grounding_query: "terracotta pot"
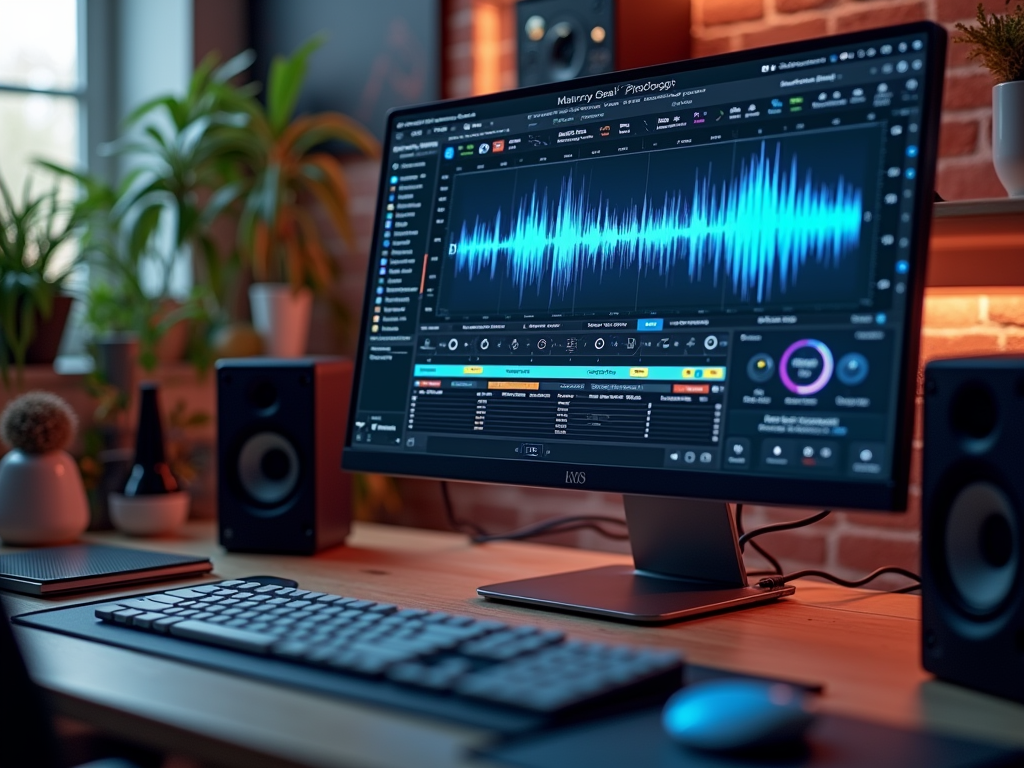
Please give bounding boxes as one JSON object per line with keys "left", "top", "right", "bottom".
{"left": 249, "top": 283, "right": 313, "bottom": 357}
{"left": 24, "top": 294, "right": 74, "bottom": 364}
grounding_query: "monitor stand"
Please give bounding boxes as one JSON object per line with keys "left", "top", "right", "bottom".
{"left": 477, "top": 495, "right": 795, "bottom": 623}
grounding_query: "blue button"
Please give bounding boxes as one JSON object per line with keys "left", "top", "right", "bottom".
{"left": 896, "top": 260, "right": 909, "bottom": 274}
{"left": 638, "top": 318, "right": 664, "bottom": 331}
{"left": 906, "top": 145, "right": 918, "bottom": 157}
{"left": 905, "top": 167, "right": 916, "bottom": 179}
{"left": 444, "top": 147, "right": 455, "bottom": 160}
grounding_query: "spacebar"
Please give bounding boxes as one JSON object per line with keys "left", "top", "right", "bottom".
{"left": 168, "top": 620, "right": 277, "bottom": 652}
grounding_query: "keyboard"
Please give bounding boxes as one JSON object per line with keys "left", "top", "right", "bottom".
{"left": 90, "top": 577, "right": 684, "bottom": 721}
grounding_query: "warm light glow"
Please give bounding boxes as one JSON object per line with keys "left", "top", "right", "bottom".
{"left": 590, "top": 25, "right": 606, "bottom": 44}
{"left": 473, "top": 1, "right": 503, "bottom": 95}
{"left": 525, "top": 14, "right": 545, "bottom": 42}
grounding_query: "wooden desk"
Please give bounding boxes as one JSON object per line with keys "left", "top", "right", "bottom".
{"left": 5, "top": 521, "right": 1024, "bottom": 768}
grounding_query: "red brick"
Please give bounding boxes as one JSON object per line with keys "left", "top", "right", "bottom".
{"left": 844, "top": 499, "right": 922, "bottom": 531}
{"left": 748, "top": 531, "right": 829, "bottom": 566}
{"left": 775, "top": 0, "right": 832, "bottom": 12}
{"left": 835, "top": 2, "right": 927, "bottom": 34}
{"left": 1001, "top": 333, "right": 1024, "bottom": 352}
{"left": 987, "top": 295, "right": 1024, "bottom": 326}
{"left": 943, "top": 72, "right": 997, "bottom": 110}
{"left": 692, "top": 36, "right": 735, "bottom": 58}
{"left": 938, "top": 119, "right": 980, "bottom": 157}
{"left": 938, "top": 0, "right": 1009, "bottom": 22}
{"left": 704, "top": 0, "right": 764, "bottom": 26}
{"left": 746, "top": 505, "right": 839, "bottom": 528}
{"left": 922, "top": 294, "right": 981, "bottom": 328}
{"left": 936, "top": 158, "right": 1008, "bottom": 200}
{"left": 740, "top": 19, "right": 829, "bottom": 49}
{"left": 837, "top": 532, "right": 919, "bottom": 573}
{"left": 919, "top": 332, "right": 1001, "bottom": 362}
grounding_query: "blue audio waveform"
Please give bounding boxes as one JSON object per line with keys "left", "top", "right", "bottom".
{"left": 449, "top": 142, "right": 863, "bottom": 305}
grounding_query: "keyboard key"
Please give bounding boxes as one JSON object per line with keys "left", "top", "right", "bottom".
{"left": 218, "top": 580, "right": 246, "bottom": 587}
{"left": 145, "top": 594, "right": 183, "bottom": 605}
{"left": 190, "top": 585, "right": 222, "bottom": 594}
{"left": 130, "top": 612, "right": 169, "bottom": 629}
{"left": 345, "top": 600, "right": 377, "bottom": 611}
{"left": 95, "top": 606, "right": 121, "bottom": 621}
{"left": 169, "top": 620, "right": 277, "bottom": 652}
{"left": 112, "top": 609, "right": 144, "bottom": 624}
{"left": 164, "top": 588, "right": 209, "bottom": 599}
{"left": 152, "top": 616, "right": 187, "bottom": 632}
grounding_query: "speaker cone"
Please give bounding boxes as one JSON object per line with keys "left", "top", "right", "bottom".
{"left": 944, "top": 481, "right": 1019, "bottom": 616}
{"left": 237, "top": 432, "right": 300, "bottom": 507}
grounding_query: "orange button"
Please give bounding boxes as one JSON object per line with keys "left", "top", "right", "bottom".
{"left": 488, "top": 381, "right": 540, "bottom": 390}
{"left": 673, "top": 384, "right": 710, "bottom": 394}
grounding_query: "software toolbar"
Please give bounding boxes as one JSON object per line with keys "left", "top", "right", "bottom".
{"left": 350, "top": 31, "right": 929, "bottom": 483}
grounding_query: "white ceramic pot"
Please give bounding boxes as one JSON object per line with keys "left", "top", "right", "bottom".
{"left": 0, "top": 450, "right": 89, "bottom": 545}
{"left": 109, "top": 491, "right": 190, "bottom": 536}
{"left": 993, "top": 81, "right": 1024, "bottom": 197}
{"left": 249, "top": 283, "right": 313, "bottom": 358}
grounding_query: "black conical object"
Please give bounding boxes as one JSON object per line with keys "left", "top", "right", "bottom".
{"left": 123, "top": 383, "right": 179, "bottom": 496}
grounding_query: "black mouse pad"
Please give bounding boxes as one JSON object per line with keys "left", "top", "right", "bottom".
{"left": 474, "top": 707, "right": 1022, "bottom": 768}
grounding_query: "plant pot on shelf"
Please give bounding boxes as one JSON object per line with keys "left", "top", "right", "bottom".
{"left": 0, "top": 449, "right": 90, "bottom": 545}
{"left": 994, "top": 81, "right": 1024, "bottom": 197}
{"left": 249, "top": 283, "right": 312, "bottom": 358}
{"left": 24, "top": 294, "right": 74, "bottom": 364}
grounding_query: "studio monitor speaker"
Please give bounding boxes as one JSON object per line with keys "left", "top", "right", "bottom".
{"left": 516, "top": 0, "right": 690, "bottom": 87}
{"left": 922, "top": 357, "right": 1024, "bottom": 702}
{"left": 217, "top": 358, "right": 353, "bottom": 554}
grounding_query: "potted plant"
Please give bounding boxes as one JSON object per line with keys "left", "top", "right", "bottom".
{"left": 955, "top": 1, "right": 1024, "bottom": 196}
{"left": 0, "top": 174, "right": 77, "bottom": 388}
{"left": 233, "top": 39, "right": 379, "bottom": 357}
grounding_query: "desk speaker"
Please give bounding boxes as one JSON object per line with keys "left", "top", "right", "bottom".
{"left": 516, "top": 0, "right": 690, "bottom": 87}
{"left": 922, "top": 357, "right": 1024, "bottom": 702}
{"left": 217, "top": 358, "right": 352, "bottom": 554}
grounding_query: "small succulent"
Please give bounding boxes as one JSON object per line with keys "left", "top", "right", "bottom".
{"left": 0, "top": 391, "right": 78, "bottom": 454}
{"left": 954, "top": 2, "right": 1024, "bottom": 84}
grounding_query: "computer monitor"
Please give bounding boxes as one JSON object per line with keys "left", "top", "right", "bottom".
{"left": 343, "top": 22, "right": 946, "bottom": 622}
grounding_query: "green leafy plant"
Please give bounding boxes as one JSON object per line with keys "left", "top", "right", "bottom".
{"left": 0, "top": 174, "right": 76, "bottom": 386}
{"left": 232, "top": 38, "right": 379, "bottom": 293}
{"left": 954, "top": 2, "right": 1024, "bottom": 83}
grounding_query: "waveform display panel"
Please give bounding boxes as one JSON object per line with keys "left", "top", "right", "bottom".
{"left": 438, "top": 128, "right": 881, "bottom": 316}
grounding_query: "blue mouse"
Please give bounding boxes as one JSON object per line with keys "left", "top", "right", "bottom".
{"left": 662, "top": 679, "right": 814, "bottom": 752}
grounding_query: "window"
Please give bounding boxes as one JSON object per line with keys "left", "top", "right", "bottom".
{"left": 0, "top": 0, "right": 82, "bottom": 198}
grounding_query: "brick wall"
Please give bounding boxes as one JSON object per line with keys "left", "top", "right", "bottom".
{"left": 690, "top": 0, "right": 1009, "bottom": 200}
{"left": 347, "top": 2, "right": 1020, "bottom": 589}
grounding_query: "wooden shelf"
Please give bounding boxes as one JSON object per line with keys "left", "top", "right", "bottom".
{"left": 927, "top": 198, "right": 1024, "bottom": 288}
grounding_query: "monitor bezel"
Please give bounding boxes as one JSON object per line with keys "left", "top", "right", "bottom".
{"left": 343, "top": 21, "right": 946, "bottom": 512}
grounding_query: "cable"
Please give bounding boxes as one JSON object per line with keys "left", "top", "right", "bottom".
{"left": 440, "top": 481, "right": 488, "bottom": 537}
{"left": 472, "top": 515, "right": 630, "bottom": 544}
{"left": 734, "top": 503, "right": 783, "bottom": 576}
{"left": 440, "top": 480, "right": 628, "bottom": 543}
{"left": 738, "top": 509, "right": 831, "bottom": 549}
{"left": 757, "top": 565, "right": 921, "bottom": 591}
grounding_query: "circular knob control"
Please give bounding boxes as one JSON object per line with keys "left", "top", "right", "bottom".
{"left": 746, "top": 353, "right": 775, "bottom": 383}
{"left": 836, "top": 352, "right": 869, "bottom": 386}
{"left": 779, "top": 339, "right": 834, "bottom": 395}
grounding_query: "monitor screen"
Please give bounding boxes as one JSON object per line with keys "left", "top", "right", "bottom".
{"left": 343, "top": 22, "right": 944, "bottom": 512}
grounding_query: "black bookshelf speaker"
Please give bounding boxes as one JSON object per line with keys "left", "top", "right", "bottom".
{"left": 922, "top": 357, "right": 1024, "bottom": 703}
{"left": 217, "top": 358, "right": 353, "bottom": 554}
{"left": 516, "top": 0, "right": 690, "bottom": 87}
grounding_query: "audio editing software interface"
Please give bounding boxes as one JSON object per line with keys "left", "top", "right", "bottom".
{"left": 350, "top": 32, "right": 930, "bottom": 482}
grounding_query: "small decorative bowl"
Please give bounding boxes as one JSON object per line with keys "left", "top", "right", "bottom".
{"left": 109, "top": 491, "right": 190, "bottom": 536}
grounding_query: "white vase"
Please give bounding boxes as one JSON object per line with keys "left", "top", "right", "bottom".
{"left": 109, "top": 491, "right": 190, "bottom": 536}
{"left": 993, "top": 81, "right": 1024, "bottom": 197}
{"left": 0, "top": 450, "right": 90, "bottom": 545}
{"left": 249, "top": 283, "right": 313, "bottom": 358}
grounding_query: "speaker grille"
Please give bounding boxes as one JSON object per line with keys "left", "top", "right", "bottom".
{"left": 236, "top": 431, "right": 301, "bottom": 511}
{"left": 944, "top": 481, "right": 1019, "bottom": 616}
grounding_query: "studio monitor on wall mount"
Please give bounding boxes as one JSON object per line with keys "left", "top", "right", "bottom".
{"left": 217, "top": 358, "right": 353, "bottom": 554}
{"left": 922, "top": 357, "right": 1024, "bottom": 703}
{"left": 516, "top": 0, "right": 690, "bottom": 87}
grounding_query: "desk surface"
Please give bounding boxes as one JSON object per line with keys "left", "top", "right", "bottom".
{"left": 5, "top": 521, "right": 1024, "bottom": 768}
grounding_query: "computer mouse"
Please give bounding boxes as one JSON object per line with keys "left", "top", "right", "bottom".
{"left": 662, "top": 679, "right": 814, "bottom": 752}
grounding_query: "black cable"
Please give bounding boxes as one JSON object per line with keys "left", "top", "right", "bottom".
{"left": 440, "top": 480, "right": 628, "bottom": 543}
{"left": 738, "top": 509, "right": 831, "bottom": 549}
{"left": 735, "top": 503, "right": 783, "bottom": 575}
{"left": 757, "top": 565, "right": 921, "bottom": 591}
{"left": 473, "top": 516, "right": 630, "bottom": 543}
{"left": 440, "top": 481, "right": 488, "bottom": 537}
{"left": 748, "top": 539, "right": 783, "bottom": 575}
